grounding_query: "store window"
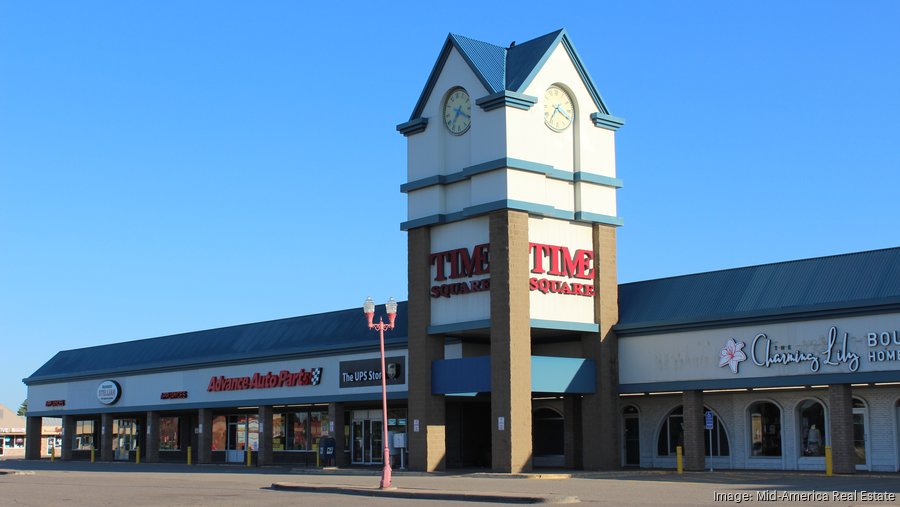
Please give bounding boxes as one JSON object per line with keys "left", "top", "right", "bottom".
{"left": 273, "top": 409, "right": 330, "bottom": 451}
{"left": 212, "top": 416, "right": 227, "bottom": 451}
{"left": 656, "top": 406, "right": 729, "bottom": 456}
{"left": 74, "top": 420, "right": 95, "bottom": 450}
{"left": 749, "top": 401, "right": 782, "bottom": 457}
{"left": 797, "top": 400, "right": 825, "bottom": 457}
{"left": 4, "top": 436, "right": 25, "bottom": 448}
{"left": 159, "top": 417, "right": 179, "bottom": 451}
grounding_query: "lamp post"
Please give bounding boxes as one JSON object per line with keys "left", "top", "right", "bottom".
{"left": 363, "top": 296, "right": 397, "bottom": 489}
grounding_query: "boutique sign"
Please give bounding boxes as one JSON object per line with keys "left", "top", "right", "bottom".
{"left": 718, "top": 325, "right": 900, "bottom": 375}
{"left": 429, "top": 242, "right": 594, "bottom": 298}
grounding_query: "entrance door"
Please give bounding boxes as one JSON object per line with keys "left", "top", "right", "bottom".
{"left": 351, "top": 419, "right": 383, "bottom": 464}
{"left": 113, "top": 418, "right": 137, "bottom": 461}
{"left": 853, "top": 407, "right": 870, "bottom": 471}
{"left": 623, "top": 406, "right": 640, "bottom": 467}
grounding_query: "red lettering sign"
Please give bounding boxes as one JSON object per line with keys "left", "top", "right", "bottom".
{"left": 45, "top": 400, "right": 66, "bottom": 407}
{"left": 207, "top": 368, "right": 323, "bottom": 392}
{"left": 160, "top": 391, "right": 189, "bottom": 400}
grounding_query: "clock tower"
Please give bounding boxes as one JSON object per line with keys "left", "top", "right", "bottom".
{"left": 398, "top": 29, "right": 624, "bottom": 473}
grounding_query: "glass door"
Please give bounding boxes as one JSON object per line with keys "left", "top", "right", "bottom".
{"left": 623, "top": 410, "right": 640, "bottom": 467}
{"left": 351, "top": 420, "right": 366, "bottom": 464}
{"left": 371, "top": 420, "right": 383, "bottom": 463}
{"left": 853, "top": 409, "right": 869, "bottom": 471}
{"left": 351, "top": 417, "right": 384, "bottom": 464}
{"left": 113, "top": 418, "right": 137, "bottom": 461}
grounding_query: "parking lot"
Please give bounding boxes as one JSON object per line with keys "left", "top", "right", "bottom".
{"left": 1, "top": 460, "right": 898, "bottom": 506}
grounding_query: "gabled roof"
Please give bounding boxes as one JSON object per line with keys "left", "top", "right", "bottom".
{"left": 617, "top": 247, "right": 900, "bottom": 333}
{"left": 25, "top": 302, "right": 408, "bottom": 384}
{"left": 408, "top": 29, "right": 612, "bottom": 120}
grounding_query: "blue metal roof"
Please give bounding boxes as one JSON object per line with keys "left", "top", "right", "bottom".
{"left": 25, "top": 248, "right": 900, "bottom": 383}
{"left": 617, "top": 247, "right": 900, "bottom": 333}
{"left": 408, "top": 29, "right": 613, "bottom": 120}
{"left": 25, "top": 302, "right": 408, "bottom": 384}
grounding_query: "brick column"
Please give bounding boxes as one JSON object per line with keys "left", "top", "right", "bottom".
{"left": 257, "top": 406, "right": 273, "bottom": 466}
{"left": 828, "top": 384, "right": 855, "bottom": 474}
{"left": 682, "top": 390, "right": 706, "bottom": 471}
{"left": 61, "top": 415, "right": 75, "bottom": 460}
{"left": 489, "top": 210, "right": 532, "bottom": 473}
{"left": 582, "top": 224, "right": 620, "bottom": 469}
{"left": 145, "top": 411, "right": 160, "bottom": 463}
{"left": 328, "top": 403, "right": 346, "bottom": 466}
{"left": 563, "top": 396, "right": 582, "bottom": 469}
{"left": 407, "top": 225, "right": 447, "bottom": 471}
{"left": 100, "top": 413, "right": 113, "bottom": 461}
{"left": 25, "top": 416, "right": 42, "bottom": 460}
{"left": 197, "top": 408, "right": 212, "bottom": 464}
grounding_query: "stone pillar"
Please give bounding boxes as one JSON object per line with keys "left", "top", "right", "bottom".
{"left": 197, "top": 408, "right": 212, "bottom": 464}
{"left": 563, "top": 396, "right": 582, "bottom": 469}
{"left": 489, "top": 210, "right": 532, "bottom": 473}
{"left": 25, "top": 416, "right": 42, "bottom": 460}
{"left": 407, "top": 225, "right": 447, "bottom": 471}
{"left": 828, "top": 384, "right": 855, "bottom": 474}
{"left": 61, "top": 415, "right": 75, "bottom": 460}
{"left": 328, "top": 403, "right": 347, "bottom": 466}
{"left": 257, "top": 406, "right": 273, "bottom": 466}
{"left": 100, "top": 413, "right": 113, "bottom": 461}
{"left": 581, "top": 224, "right": 620, "bottom": 469}
{"left": 145, "top": 411, "right": 159, "bottom": 463}
{"left": 682, "top": 390, "right": 706, "bottom": 471}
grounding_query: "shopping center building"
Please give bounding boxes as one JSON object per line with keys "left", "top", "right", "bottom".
{"left": 23, "top": 29, "right": 900, "bottom": 473}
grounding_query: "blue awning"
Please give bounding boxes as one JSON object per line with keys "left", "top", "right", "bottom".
{"left": 432, "top": 355, "right": 596, "bottom": 395}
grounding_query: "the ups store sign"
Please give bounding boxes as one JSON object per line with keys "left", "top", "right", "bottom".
{"left": 339, "top": 356, "right": 405, "bottom": 388}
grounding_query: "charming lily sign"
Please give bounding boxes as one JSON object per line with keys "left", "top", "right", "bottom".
{"left": 718, "top": 325, "right": 900, "bottom": 374}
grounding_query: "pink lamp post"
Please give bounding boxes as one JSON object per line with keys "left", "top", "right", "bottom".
{"left": 363, "top": 296, "right": 397, "bottom": 489}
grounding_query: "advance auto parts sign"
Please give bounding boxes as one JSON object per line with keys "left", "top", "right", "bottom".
{"left": 97, "top": 380, "right": 122, "bottom": 405}
{"left": 207, "top": 368, "right": 322, "bottom": 392}
{"left": 340, "top": 357, "right": 405, "bottom": 388}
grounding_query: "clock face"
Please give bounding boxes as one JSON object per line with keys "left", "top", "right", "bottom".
{"left": 544, "top": 85, "right": 575, "bottom": 132}
{"left": 443, "top": 88, "right": 471, "bottom": 135}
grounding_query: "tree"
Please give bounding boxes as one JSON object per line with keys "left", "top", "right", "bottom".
{"left": 17, "top": 399, "right": 27, "bottom": 416}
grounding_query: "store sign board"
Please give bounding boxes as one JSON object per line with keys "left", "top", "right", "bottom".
{"left": 339, "top": 357, "right": 406, "bottom": 388}
{"left": 97, "top": 380, "right": 121, "bottom": 405}
{"left": 619, "top": 314, "right": 900, "bottom": 385}
{"left": 207, "top": 368, "right": 322, "bottom": 392}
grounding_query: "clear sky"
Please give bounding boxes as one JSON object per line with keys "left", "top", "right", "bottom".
{"left": 1, "top": 1, "right": 898, "bottom": 412}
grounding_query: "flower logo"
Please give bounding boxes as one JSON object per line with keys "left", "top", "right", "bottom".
{"left": 719, "top": 338, "right": 747, "bottom": 374}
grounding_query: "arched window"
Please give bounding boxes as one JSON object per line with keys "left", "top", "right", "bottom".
{"left": 656, "top": 406, "right": 729, "bottom": 456}
{"left": 749, "top": 401, "right": 781, "bottom": 457}
{"left": 797, "top": 399, "right": 826, "bottom": 457}
{"left": 532, "top": 408, "right": 564, "bottom": 457}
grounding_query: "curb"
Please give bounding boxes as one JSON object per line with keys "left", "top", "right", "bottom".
{"left": 271, "top": 482, "right": 579, "bottom": 504}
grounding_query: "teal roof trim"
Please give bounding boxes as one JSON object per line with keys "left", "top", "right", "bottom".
{"left": 408, "top": 34, "right": 505, "bottom": 120}
{"left": 406, "top": 29, "right": 618, "bottom": 121}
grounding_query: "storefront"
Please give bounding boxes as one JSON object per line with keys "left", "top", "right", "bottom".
{"left": 21, "top": 29, "right": 900, "bottom": 474}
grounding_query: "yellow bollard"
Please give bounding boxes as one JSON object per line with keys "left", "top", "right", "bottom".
{"left": 91, "top": 447, "right": 95, "bottom": 464}
{"left": 825, "top": 445, "right": 833, "bottom": 476}
{"left": 313, "top": 443, "right": 320, "bottom": 467}
{"left": 676, "top": 445, "right": 683, "bottom": 474}
{"left": 136, "top": 446, "right": 141, "bottom": 465}
{"left": 187, "top": 446, "right": 192, "bottom": 465}
{"left": 246, "top": 448, "right": 251, "bottom": 467}
{"left": 50, "top": 445, "right": 55, "bottom": 463}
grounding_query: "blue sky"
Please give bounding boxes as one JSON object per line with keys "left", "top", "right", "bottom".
{"left": 1, "top": 1, "right": 898, "bottom": 411}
